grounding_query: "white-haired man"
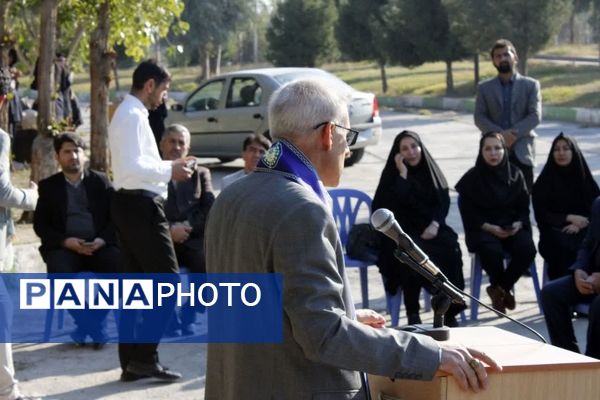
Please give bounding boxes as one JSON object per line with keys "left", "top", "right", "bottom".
{"left": 204, "top": 79, "right": 501, "bottom": 399}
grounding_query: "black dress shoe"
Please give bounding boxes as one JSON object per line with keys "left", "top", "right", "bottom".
{"left": 69, "top": 329, "right": 87, "bottom": 347}
{"left": 126, "top": 361, "right": 182, "bottom": 381}
{"left": 120, "top": 370, "right": 149, "bottom": 382}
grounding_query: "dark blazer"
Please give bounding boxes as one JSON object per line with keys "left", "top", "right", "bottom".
{"left": 474, "top": 73, "right": 541, "bottom": 167}
{"left": 164, "top": 166, "right": 215, "bottom": 246}
{"left": 34, "top": 169, "right": 115, "bottom": 259}
{"left": 572, "top": 197, "right": 600, "bottom": 274}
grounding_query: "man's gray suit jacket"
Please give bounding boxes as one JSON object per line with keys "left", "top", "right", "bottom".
{"left": 474, "top": 73, "right": 542, "bottom": 167}
{"left": 204, "top": 172, "right": 441, "bottom": 400}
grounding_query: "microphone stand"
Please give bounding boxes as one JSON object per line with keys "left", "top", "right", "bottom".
{"left": 393, "top": 249, "right": 466, "bottom": 341}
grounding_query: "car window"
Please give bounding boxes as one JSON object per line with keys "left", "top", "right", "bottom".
{"left": 227, "top": 78, "right": 262, "bottom": 108}
{"left": 186, "top": 80, "right": 224, "bottom": 112}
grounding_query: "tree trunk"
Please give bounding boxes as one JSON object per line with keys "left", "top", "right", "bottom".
{"left": 519, "top": 54, "right": 528, "bottom": 76}
{"left": 0, "top": 0, "right": 14, "bottom": 133}
{"left": 569, "top": 9, "right": 576, "bottom": 44}
{"left": 30, "top": 0, "right": 59, "bottom": 184}
{"left": 445, "top": 59, "right": 455, "bottom": 96}
{"left": 253, "top": 22, "right": 259, "bottom": 63}
{"left": 66, "top": 24, "right": 85, "bottom": 63}
{"left": 473, "top": 53, "right": 480, "bottom": 93}
{"left": 199, "top": 47, "right": 209, "bottom": 81}
{"left": 204, "top": 48, "right": 210, "bottom": 80}
{"left": 89, "top": 0, "right": 111, "bottom": 172}
{"left": 378, "top": 60, "right": 387, "bottom": 94}
{"left": 215, "top": 44, "right": 221, "bottom": 75}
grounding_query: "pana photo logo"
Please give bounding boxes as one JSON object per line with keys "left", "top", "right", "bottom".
{"left": 19, "top": 278, "right": 262, "bottom": 310}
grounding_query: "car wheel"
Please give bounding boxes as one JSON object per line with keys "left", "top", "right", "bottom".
{"left": 218, "top": 157, "right": 237, "bottom": 163}
{"left": 344, "top": 148, "right": 364, "bottom": 167}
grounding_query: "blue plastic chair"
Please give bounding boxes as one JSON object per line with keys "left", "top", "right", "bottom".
{"left": 469, "top": 253, "right": 543, "bottom": 320}
{"left": 329, "top": 189, "right": 375, "bottom": 309}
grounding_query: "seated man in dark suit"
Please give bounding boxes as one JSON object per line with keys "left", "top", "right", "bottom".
{"left": 160, "top": 124, "right": 215, "bottom": 335}
{"left": 33, "top": 133, "right": 119, "bottom": 348}
{"left": 542, "top": 196, "right": 600, "bottom": 359}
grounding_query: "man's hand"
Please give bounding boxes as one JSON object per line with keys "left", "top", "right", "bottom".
{"left": 566, "top": 214, "right": 589, "bottom": 229}
{"left": 574, "top": 269, "right": 594, "bottom": 295}
{"left": 501, "top": 129, "right": 517, "bottom": 148}
{"left": 170, "top": 223, "right": 192, "bottom": 244}
{"left": 586, "top": 272, "right": 600, "bottom": 294}
{"left": 438, "top": 343, "right": 502, "bottom": 393}
{"left": 355, "top": 309, "right": 385, "bottom": 328}
{"left": 171, "top": 157, "right": 195, "bottom": 182}
{"left": 562, "top": 223, "right": 581, "bottom": 234}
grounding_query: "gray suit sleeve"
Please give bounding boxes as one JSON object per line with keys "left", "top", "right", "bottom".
{"left": 272, "top": 201, "right": 441, "bottom": 380}
{"left": 474, "top": 82, "right": 502, "bottom": 133}
{"left": 0, "top": 170, "right": 37, "bottom": 210}
{"left": 512, "top": 79, "right": 541, "bottom": 137}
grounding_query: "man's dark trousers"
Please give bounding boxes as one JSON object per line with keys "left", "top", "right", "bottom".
{"left": 111, "top": 190, "right": 179, "bottom": 371}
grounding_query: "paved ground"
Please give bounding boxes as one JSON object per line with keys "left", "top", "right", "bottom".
{"left": 13, "top": 108, "right": 597, "bottom": 399}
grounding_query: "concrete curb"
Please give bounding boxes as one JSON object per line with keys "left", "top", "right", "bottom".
{"left": 379, "top": 95, "right": 600, "bottom": 126}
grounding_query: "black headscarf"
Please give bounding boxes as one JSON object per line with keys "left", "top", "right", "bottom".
{"left": 533, "top": 132, "right": 599, "bottom": 225}
{"left": 456, "top": 131, "right": 525, "bottom": 209}
{"left": 373, "top": 130, "right": 449, "bottom": 234}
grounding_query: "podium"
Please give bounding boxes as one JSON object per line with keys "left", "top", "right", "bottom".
{"left": 369, "top": 327, "right": 600, "bottom": 400}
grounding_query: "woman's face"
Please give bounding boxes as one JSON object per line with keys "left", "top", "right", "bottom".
{"left": 399, "top": 136, "right": 422, "bottom": 167}
{"left": 552, "top": 139, "right": 573, "bottom": 167}
{"left": 481, "top": 136, "right": 505, "bottom": 167}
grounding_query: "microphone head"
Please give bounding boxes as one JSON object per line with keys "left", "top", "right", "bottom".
{"left": 371, "top": 208, "right": 395, "bottom": 233}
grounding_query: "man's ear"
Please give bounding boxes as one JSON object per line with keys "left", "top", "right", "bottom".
{"left": 319, "top": 122, "right": 334, "bottom": 151}
{"left": 144, "top": 79, "right": 155, "bottom": 94}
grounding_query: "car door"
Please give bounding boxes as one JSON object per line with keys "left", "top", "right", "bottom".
{"left": 179, "top": 79, "right": 226, "bottom": 157}
{"left": 219, "top": 76, "right": 268, "bottom": 143}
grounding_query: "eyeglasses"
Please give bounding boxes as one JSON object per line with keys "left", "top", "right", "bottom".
{"left": 313, "top": 122, "right": 359, "bottom": 147}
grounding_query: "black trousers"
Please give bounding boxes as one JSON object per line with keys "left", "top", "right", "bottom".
{"left": 45, "top": 246, "right": 120, "bottom": 339}
{"left": 542, "top": 275, "right": 600, "bottom": 359}
{"left": 475, "top": 230, "right": 536, "bottom": 291}
{"left": 111, "top": 191, "right": 179, "bottom": 370}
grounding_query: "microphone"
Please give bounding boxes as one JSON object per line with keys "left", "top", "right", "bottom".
{"left": 371, "top": 208, "right": 443, "bottom": 278}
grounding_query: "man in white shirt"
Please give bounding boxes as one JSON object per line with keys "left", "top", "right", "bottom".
{"left": 221, "top": 134, "right": 271, "bottom": 189}
{"left": 108, "top": 59, "right": 193, "bottom": 383}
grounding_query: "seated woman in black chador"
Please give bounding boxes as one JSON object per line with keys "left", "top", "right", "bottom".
{"left": 456, "top": 131, "right": 536, "bottom": 314}
{"left": 533, "top": 133, "right": 599, "bottom": 281}
{"left": 373, "top": 130, "right": 465, "bottom": 326}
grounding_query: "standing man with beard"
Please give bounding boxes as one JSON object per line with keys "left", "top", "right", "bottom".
{"left": 474, "top": 39, "right": 542, "bottom": 191}
{"left": 109, "top": 59, "right": 194, "bottom": 382}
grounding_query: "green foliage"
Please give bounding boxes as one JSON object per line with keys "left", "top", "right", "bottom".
{"left": 336, "top": 0, "right": 389, "bottom": 63}
{"left": 503, "top": 0, "right": 571, "bottom": 57}
{"left": 175, "top": 0, "right": 250, "bottom": 63}
{"left": 383, "top": 0, "right": 468, "bottom": 66}
{"left": 266, "top": 0, "right": 338, "bottom": 67}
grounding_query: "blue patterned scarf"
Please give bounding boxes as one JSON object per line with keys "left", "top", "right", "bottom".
{"left": 255, "top": 139, "right": 327, "bottom": 204}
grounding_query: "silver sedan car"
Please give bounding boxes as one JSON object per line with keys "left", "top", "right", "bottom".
{"left": 166, "top": 67, "right": 382, "bottom": 166}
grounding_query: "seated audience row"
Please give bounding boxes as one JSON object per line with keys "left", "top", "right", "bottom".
{"left": 374, "top": 130, "right": 598, "bottom": 322}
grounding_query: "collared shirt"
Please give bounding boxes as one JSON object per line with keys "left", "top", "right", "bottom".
{"left": 64, "top": 172, "right": 84, "bottom": 188}
{"left": 499, "top": 75, "right": 515, "bottom": 129}
{"left": 108, "top": 94, "right": 172, "bottom": 197}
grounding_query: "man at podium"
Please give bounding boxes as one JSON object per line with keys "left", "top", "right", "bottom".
{"left": 204, "top": 79, "right": 501, "bottom": 399}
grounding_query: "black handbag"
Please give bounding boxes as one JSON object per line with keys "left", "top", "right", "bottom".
{"left": 346, "top": 223, "right": 380, "bottom": 263}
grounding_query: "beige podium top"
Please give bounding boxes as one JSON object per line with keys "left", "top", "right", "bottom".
{"left": 441, "top": 326, "right": 600, "bottom": 374}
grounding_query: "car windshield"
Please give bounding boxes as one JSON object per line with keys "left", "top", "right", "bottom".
{"left": 273, "top": 71, "right": 353, "bottom": 96}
